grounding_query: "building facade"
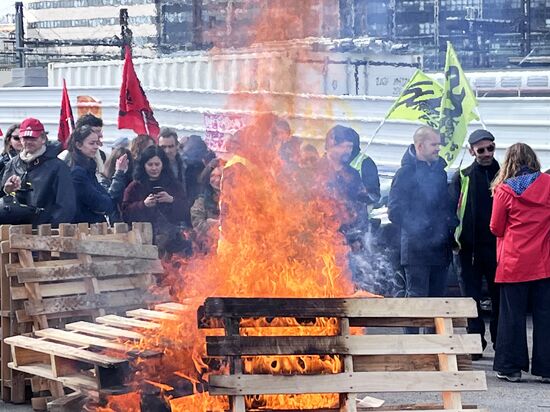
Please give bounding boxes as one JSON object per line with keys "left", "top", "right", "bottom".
{"left": 361, "top": 0, "right": 550, "bottom": 69}
{"left": 14, "top": 0, "right": 550, "bottom": 69}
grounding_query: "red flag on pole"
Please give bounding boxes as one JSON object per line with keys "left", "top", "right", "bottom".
{"left": 118, "top": 46, "right": 159, "bottom": 141}
{"left": 58, "top": 79, "right": 75, "bottom": 149}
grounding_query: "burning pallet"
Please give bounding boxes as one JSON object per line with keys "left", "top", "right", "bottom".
{"left": 0, "top": 222, "right": 166, "bottom": 407}
{"left": 2, "top": 302, "right": 186, "bottom": 407}
{"left": 201, "top": 297, "right": 488, "bottom": 412}
{"left": 3, "top": 297, "right": 488, "bottom": 412}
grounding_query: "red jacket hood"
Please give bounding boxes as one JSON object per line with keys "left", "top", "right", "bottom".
{"left": 499, "top": 173, "right": 550, "bottom": 208}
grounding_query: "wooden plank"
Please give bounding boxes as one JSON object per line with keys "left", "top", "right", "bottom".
{"left": 339, "top": 318, "right": 356, "bottom": 412}
{"left": 9, "top": 258, "right": 162, "bottom": 283}
{"left": 203, "top": 298, "right": 478, "bottom": 319}
{"left": 31, "top": 395, "right": 54, "bottom": 410}
{"left": 132, "top": 222, "right": 153, "bottom": 245}
{"left": 350, "top": 317, "right": 467, "bottom": 328}
{"left": 206, "top": 334, "right": 482, "bottom": 356}
{"left": 47, "top": 391, "right": 87, "bottom": 412}
{"left": 6, "top": 259, "right": 82, "bottom": 273}
{"left": 208, "top": 371, "right": 487, "bottom": 396}
{"left": 7, "top": 362, "right": 97, "bottom": 390}
{"left": 353, "top": 354, "right": 473, "bottom": 372}
{"left": 65, "top": 321, "right": 143, "bottom": 340}
{"left": 95, "top": 314, "right": 160, "bottom": 330}
{"left": 435, "top": 318, "right": 463, "bottom": 409}
{"left": 11, "top": 276, "right": 152, "bottom": 300}
{"left": 126, "top": 308, "right": 179, "bottom": 321}
{"left": 4, "top": 335, "right": 126, "bottom": 367}
{"left": 225, "top": 317, "right": 246, "bottom": 412}
{"left": 23, "top": 289, "right": 165, "bottom": 316}
{"left": 17, "top": 226, "right": 49, "bottom": 330}
{"left": 155, "top": 302, "right": 190, "bottom": 313}
{"left": 9, "top": 234, "right": 159, "bottom": 259}
{"left": 34, "top": 328, "right": 127, "bottom": 351}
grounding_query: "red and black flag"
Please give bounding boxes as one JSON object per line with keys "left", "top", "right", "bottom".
{"left": 57, "top": 79, "right": 75, "bottom": 149}
{"left": 118, "top": 46, "right": 159, "bottom": 141}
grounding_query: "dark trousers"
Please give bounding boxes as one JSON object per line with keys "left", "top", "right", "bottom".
{"left": 458, "top": 248, "right": 499, "bottom": 350}
{"left": 404, "top": 264, "right": 449, "bottom": 334}
{"left": 404, "top": 264, "right": 449, "bottom": 298}
{"left": 493, "top": 278, "right": 550, "bottom": 377}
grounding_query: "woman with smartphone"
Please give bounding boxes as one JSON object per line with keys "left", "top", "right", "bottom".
{"left": 122, "top": 146, "right": 188, "bottom": 255}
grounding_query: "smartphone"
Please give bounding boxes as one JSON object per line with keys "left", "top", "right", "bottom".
{"left": 152, "top": 186, "right": 164, "bottom": 195}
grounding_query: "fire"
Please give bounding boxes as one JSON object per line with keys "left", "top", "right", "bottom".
{"left": 98, "top": 2, "right": 379, "bottom": 411}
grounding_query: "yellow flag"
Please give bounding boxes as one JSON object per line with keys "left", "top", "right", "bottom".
{"left": 350, "top": 69, "right": 443, "bottom": 174}
{"left": 438, "top": 42, "right": 479, "bottom": 166}
{"left": 386, "top": 69, "right": 443, "bottom": 128}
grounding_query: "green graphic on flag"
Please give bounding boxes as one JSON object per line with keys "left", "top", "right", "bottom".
{"left": 438, "top": 42, "right": 479, "bottom": 166}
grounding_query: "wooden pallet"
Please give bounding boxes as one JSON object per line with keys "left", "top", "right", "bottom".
{"left": 201, "top": 297, "right": 488, "bottom": 412}
{"left": 3, "top": 302, "right": 187, "bottom": 404}
{"left": 0, "top": 222, "right": 165, "bottom": 407}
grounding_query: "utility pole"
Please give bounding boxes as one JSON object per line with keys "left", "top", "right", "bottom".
{"left": 521, "top": 0, "right": 531, "bottom": 56}
{"left": 388, "top": 0, "right": 396, "bottom": 41}
{"left": 120, "top": 8, "right": 132, "bottom": 58}
{"left": 434, "top": 0, "right": 440, "bottom": 69}
{"left": 192, "top": 0, "right": 203, "bottom": 48}
{"left": 15, "top": 2, "right": 25, "bottom": 68}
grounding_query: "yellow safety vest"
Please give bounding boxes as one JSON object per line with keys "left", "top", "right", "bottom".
{"left": 454, "top": 169, "right": 470, "bottom": 249}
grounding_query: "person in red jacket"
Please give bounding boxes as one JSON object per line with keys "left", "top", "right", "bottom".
{"left": 490, "top": 143, "right": 550, "bottom": 383}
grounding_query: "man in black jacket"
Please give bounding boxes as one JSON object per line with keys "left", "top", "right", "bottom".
{"left": 388, "top": 126, "right": 457, "bottom": 300}
{"left": 450, "top": 129, "right": 500, "bottom": 356}
{"left": 1, "top": 118, "right": 76, "bottom": 226}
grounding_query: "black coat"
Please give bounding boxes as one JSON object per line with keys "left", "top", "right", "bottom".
{"left": 1, "top": 144, "right": 76, "bottom": 226}
{"left": 449, "top": 159, "right": 500, "bottom": 253}
{"left": 388, "top": 145, "right": 457, "bottom": 265}
{"left": 70, "top": 152, "right": 114, "bottom": 224}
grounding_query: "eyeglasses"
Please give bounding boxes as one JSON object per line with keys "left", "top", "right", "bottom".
{"left": 11, "top": 135, "right": 20, "bottom": 141}
{"left": 475, "top": 144, "right": 495, "bottom": 155}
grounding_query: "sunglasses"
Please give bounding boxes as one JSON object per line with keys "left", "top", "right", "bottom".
{"left": 475, "top": 144, "right": 495, "bottom": 155}
{"left": 11, "top": 135, "right": 20, "bottom": 141}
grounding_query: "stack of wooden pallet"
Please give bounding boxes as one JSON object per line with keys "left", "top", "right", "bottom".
{"left": 3, "top": 297, "right": 488, "bottom": 412}
{"left": 3, "top": 302, "right": 188, "bottom": 410}
{"left": 0, "top": 222, "right": 166, "bottom": 409}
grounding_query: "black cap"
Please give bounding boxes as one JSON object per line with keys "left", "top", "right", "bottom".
{"left": 468, "top": 129, "right": 495, "bottom": 145}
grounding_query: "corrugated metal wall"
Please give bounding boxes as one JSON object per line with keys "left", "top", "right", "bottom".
{"left": 48, "top": 50, "right": 419, "bottom": 97}
{"left": 1, "top": 86, "right": 548, "bottom": 171}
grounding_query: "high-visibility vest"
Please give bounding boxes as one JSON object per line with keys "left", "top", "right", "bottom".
{"left": 454, "top": 169, "right": 470, "bottom": 249}
{"left": 224, "top": 154, "right": 252, "bottom": 170}
{"left": 349, "top": 152, "right": 370, "bottom": 179}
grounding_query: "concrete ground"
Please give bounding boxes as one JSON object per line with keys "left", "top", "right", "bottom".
{"left": 1, "top": 317, "right": 548, "bottom": 411}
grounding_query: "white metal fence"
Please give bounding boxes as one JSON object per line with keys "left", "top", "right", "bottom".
{"left": 1, "top": 86, "right": 549, "bottom": 171}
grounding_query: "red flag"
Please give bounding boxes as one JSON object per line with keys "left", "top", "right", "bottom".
{"left": 118, "top": 46, "right": 159, "bottom": 141}
{"left": 0, "top": 128, "right": 3, "bottom": 137}
{"left": 57, "top": 79, "right": 75, "bottom": 149}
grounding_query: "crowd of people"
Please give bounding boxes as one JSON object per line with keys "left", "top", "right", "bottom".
{"left": 1, "top": 113, "right": 549, "bottom": 384}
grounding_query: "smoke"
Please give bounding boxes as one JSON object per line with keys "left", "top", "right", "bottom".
{"left": 349, "top": 231, "right": 405, "bottom": 297}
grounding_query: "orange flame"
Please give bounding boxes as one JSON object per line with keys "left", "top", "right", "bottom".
{"left": 99, "top": 2, "right": 379, "bottom": 411}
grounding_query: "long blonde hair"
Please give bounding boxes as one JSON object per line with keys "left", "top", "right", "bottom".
{"left": 491, "top": 143, "right": 541, "bottom": 195}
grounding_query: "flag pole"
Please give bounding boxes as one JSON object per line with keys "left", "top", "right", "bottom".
{"left": 364, "top": 117, "right": 387, "bottom": 151}
{"left": 142, "top": 111, "right": 150, "bottom": 136}
{"left": 475, "top": 107, "right": 487, "bottom": 130}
